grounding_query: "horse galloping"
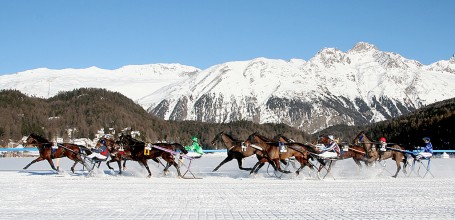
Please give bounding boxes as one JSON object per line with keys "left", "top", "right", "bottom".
{"left": 23, "top": 133, "right": 91, "bottom": 173}
{"left": 211, "top": 132, "right": 255, "bottom": 172}
{"left": 353, "top": 131, "right": 408, "bottom": 178}
{"left": 118, "top": 134, "right": 187, "bottom": 177}
{"left": 273, "top": 134, "right": 319, "bottom": 175}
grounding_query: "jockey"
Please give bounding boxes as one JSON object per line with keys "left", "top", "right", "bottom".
{"left": 416, "top": 137, "right": 433, "bottom": 160}
{"left": 87, "top": 139, "right": 109, "bottom": 161}
{"left": 318, "top": 135, "right": 341, "bottom": 158}
{"left": 378, "top": 137, "right": 387, "bottom": 160}
{"left": 184, "top": 136, "right": 204, "bottom": 158}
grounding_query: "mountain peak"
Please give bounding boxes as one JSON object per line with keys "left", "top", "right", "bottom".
{"left": 350, "top": 42, "right": 378, "bottom": 53}
{"left": 450, "top": 54, "right": 455, "bottom": 63}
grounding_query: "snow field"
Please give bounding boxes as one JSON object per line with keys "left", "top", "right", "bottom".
{"left": 0, "top": 154, "right": 454, "bottom": 219}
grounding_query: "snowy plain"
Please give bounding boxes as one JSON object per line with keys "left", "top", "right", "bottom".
{"left": 0, "top": 153, "right": 454, "bottom": 219}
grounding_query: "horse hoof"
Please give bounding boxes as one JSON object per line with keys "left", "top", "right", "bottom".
{"left": 71, "top": 168, "right": 75, "bottom": 173}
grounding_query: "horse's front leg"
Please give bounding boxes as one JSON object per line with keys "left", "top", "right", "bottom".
{"left": 23, "top": 157, "right": 44, "bottom": 170}
{"left": 141, "top": 159, "right": 152, "bottom": 178}
{"left": 213, "top": 156, "right": 233, "bottom": 172}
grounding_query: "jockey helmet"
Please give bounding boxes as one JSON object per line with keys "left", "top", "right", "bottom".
{"left": 100, "top": 139, "right": 106, "bottom": 145}
{"left": 192, "top": 136, "right": 198, "bottom": 141}
{"left": 379, "top": 137, "right": 386, "bottom": 142}
{"left": 328, "top": 135, "right": 334, "bottom": 141}
{"left": 422, "top": 137, "right": 430, "bottom": 141}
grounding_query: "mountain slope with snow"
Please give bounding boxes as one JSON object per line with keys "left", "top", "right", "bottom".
{"left": 145, "top": 43, "right": 455, "bottom": 133}
{"left": 0, "top": 64, "right": 200, "bottom": 107}
{"left": 1, "top": 42, "right": 454, "bottom": 133}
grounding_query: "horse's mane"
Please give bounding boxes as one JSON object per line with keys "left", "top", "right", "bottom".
{"left": 221, "top": 132, "right": 240, "bottom": 142}
{"left": 273, "top": 134, "right": 293, "bottom": 143}
{"left": 30, "top": 133, "right": 51, "bottom": 143}
{"left": 248, "top": 132, "right": 273, "bottom": 143}
{"left": 124, "top": 134, "right": 144, "bottom": 145}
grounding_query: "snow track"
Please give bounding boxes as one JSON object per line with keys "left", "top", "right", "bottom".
{"left": 1, "top": 155, "right": 454, "bottom": 219}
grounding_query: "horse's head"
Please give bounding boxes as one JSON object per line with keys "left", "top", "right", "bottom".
{"left": 172, "top": 143, "right": 188, "bottom": 154}
{"left": 211, "top": 132, "right": 224, "bottom": 146}
{"left": 24, "top": 133, "right": 50, "bottom": 147}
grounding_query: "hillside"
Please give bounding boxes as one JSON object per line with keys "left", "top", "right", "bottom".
{"left": 319, "top": 97, "right": 455, "bottom": 150}
{"left": 0, "top": 89, "right": 309, "bottom": 148}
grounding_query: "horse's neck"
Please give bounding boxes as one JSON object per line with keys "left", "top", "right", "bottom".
{"left": 221, "top": 135, "right": 236, "bottom": 146}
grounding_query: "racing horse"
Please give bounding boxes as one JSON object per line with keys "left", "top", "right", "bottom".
{"left": 22, "top": 133, "right": 91, "bottom": 173}
{"left": 353, "top": 131, "right": 408, "bottom": 178}
{"left": 211, "top": 132, "right": 255, "bottom": 172}
{"left": 118, "top": 134, "right": 187, "bottom": 177}
{"left": 243, "top": 132, "right": 312, "bottom": 175}
{"left": 272, "top": 134, "right": 323, "bottom": 175}
{"left": 93, "top": 137, "right": 124, "bottom": 174}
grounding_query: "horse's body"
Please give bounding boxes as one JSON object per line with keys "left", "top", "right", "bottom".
{"left": 23, "top": 133, "right": 90, "bottom": 173}
{"left": 118, "top": 134, "right": 187, "bottom": 177}
{"left": 244, "top": 132, "right": 313, "bottom": 175}
{"left": 211, "top": 132, "right": 255, "bottom": 172}
{"left": 273, "top": 134, "right": 318, "bottom": 175}
{"left": 353, "top": 131, "right": 407, "bottom": 178}
{"left": 338, "top": 144, "right": 369, "bottom": 168}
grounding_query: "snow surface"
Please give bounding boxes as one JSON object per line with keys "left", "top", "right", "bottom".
{"left": 1, "top": 154, "right": 454, "bottom": 219}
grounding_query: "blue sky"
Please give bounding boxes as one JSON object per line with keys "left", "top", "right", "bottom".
{"left": 0, "top": 0, "right": 454, "bottom": 75}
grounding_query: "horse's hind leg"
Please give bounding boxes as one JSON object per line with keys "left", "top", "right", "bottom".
{"left": 212, "top": 156, "right": 233, "bottom": 172}
{"left": 71, "top": 161, "right": 78, "bottom": 173}
{"left": 393, "top": 159, "right": 402, "bottom": 178}
{"left": 46, "top": 158, "right": 58, "bottom": 171}
{"left": 23, "top": 157, "right": 44, "bottom": 170}
{"left": 236, "top": 157, "right": 253, "bottom": 171}
{"left": 170, "top": 161, "right": 182, "bottom": 177}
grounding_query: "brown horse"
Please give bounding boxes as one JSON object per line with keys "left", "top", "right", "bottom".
{"left": 211, "top": 132, "right": 256, "bottom": 172}
{"left": 353, "top": 131, "right": 407, "bottom": 178}
{"left": 23, "top": 133, "right": 91, "bottom": 173}
{"left": 244, "top": 132, "right": 308, "bottom": 175}
{"left": 338, "top": 143, "right": 370, "bottom": 168}
{"left": 93, "top": 137, "right": 124, "bottom": 174}
{"left": 273, "top": 134, "right": 320, "bottom": 175}
{"left": 118, "top": 134, "right": 187, "bottom": 177}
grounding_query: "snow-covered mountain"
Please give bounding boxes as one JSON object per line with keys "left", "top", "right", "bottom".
{"left": 144, "top": 42, "right": 455, "bottom": 133}
{"left": 1, "top": 42, "right": 454, "bottom": 133}
{"left": 0, "top": 64, "right": 200, "bottom": 103}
